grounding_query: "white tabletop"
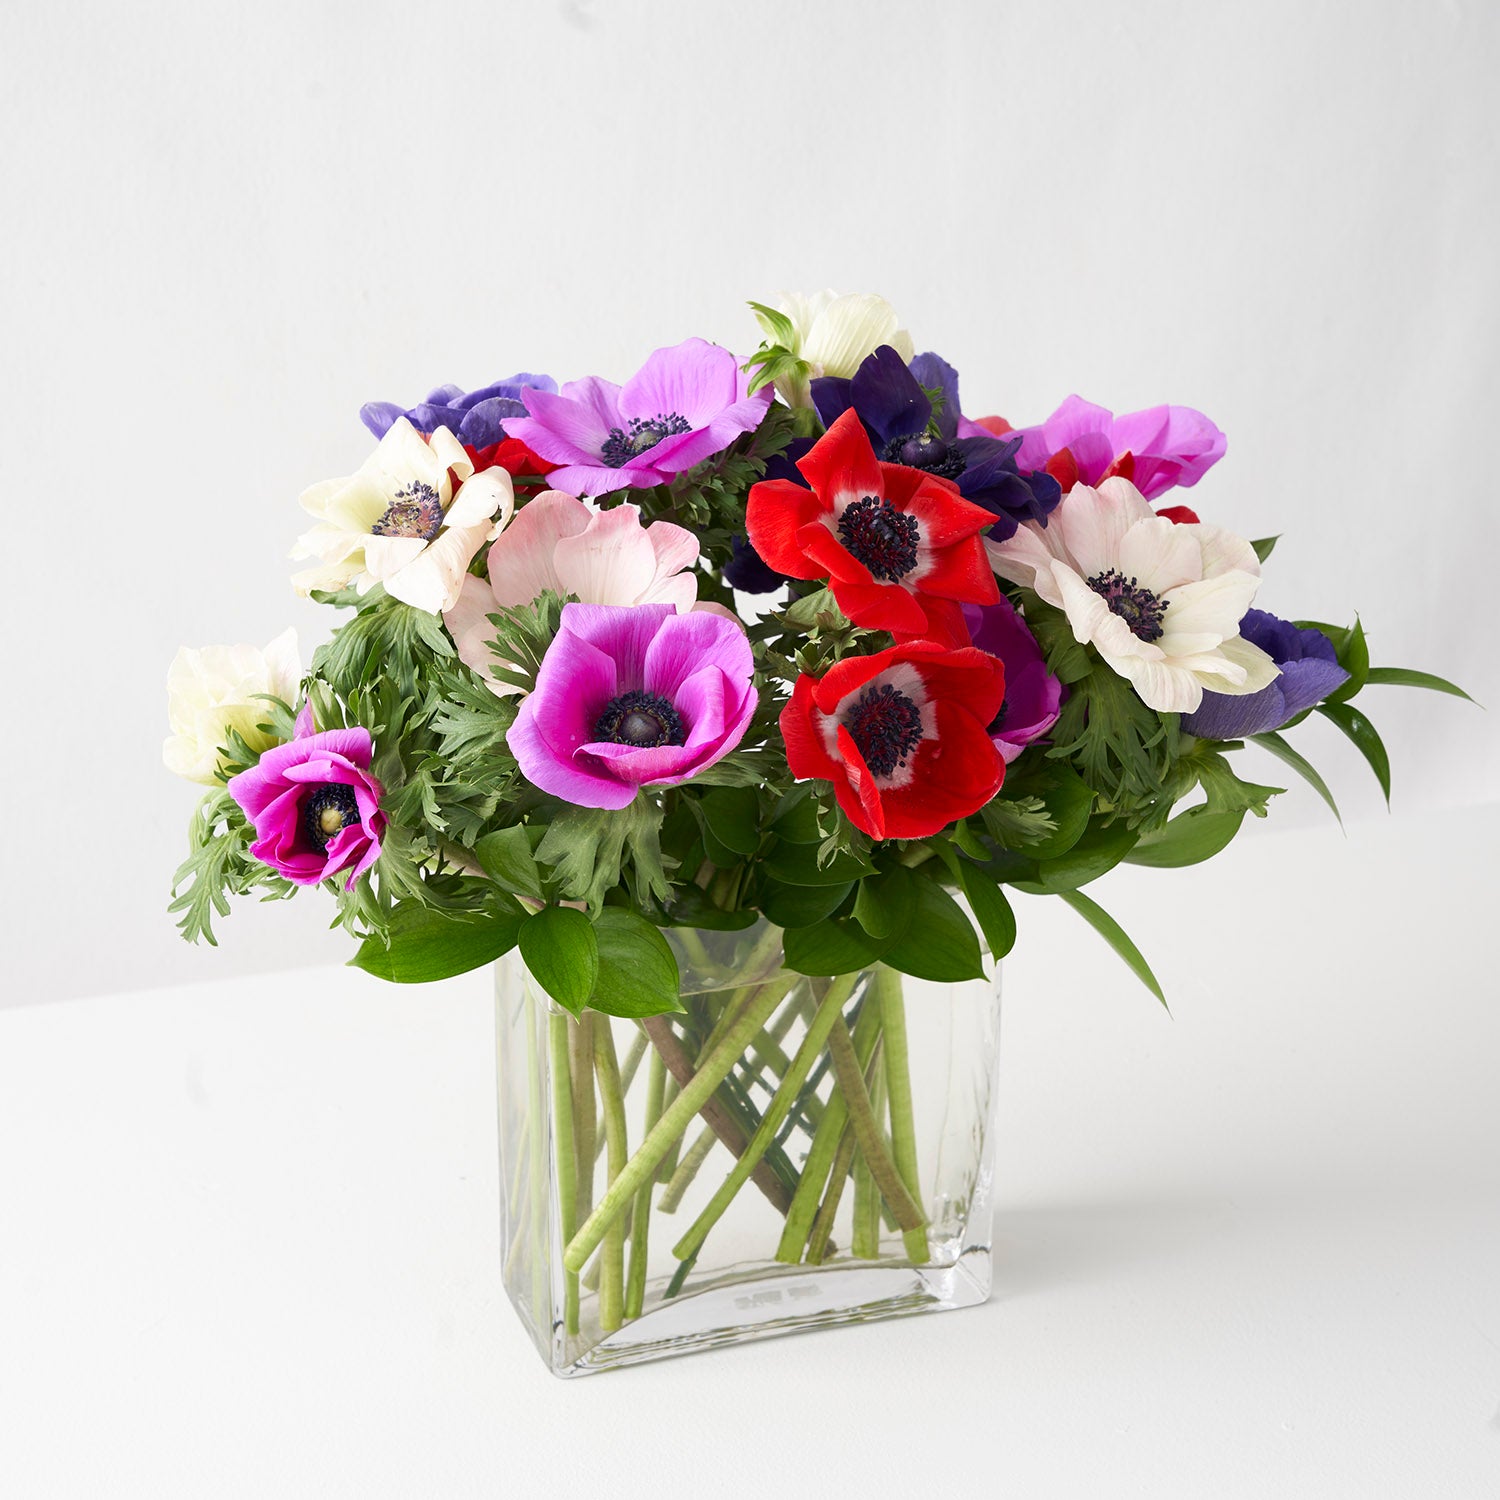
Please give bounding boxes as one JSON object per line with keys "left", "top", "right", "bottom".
{"left": 3, "top": 805, "right": 1497, "bottom": 1498}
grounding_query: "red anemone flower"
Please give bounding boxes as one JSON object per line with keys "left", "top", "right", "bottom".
{"left": 781, "top": 640, "right": 1007, "bottom": 841}
{"left": 746, "top": 409, "right": 1000, "bottom": 634}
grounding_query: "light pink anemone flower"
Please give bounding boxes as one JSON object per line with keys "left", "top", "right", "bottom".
{"left": 444, "top": 492, "right": 713, "bottom": 694}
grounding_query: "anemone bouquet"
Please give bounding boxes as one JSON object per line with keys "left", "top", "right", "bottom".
{"left": 167, "top": 293, "right": 1469, "bottom": 1376}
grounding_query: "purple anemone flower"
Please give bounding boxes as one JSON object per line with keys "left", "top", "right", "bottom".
{"left": 1010, "top": 395, "right": 1226, "bottom": 502}
{"left": 960, "top": 598, "right": 1065, "bottom": 763}
{"left": 227, "top": 710, "right": 386, "bottom": 889}
{"left": 501, "top": 339, "right": 771, "bottom": 498}
{"left": 1181, "top": 610, "right": 1349, "bottom": 740}
{"left": 361, "top": 374, "right": 558, "bottom": 450}
{"left": 508, "top": 603, "right": 758, "bottom": 810}
{"left": 810, "top": 346, "right": 1062, "bottom": 541}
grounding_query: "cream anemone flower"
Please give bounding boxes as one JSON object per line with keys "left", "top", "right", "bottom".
{"left": 987, "top": 477, "right": 1279, "bottom": 714}
{"left": 444, "top": 491, "right": 718, "bottom": 696}
{"left": 771, "top": 291, "right": 914, "bottom": 407}
{"left": 163, "top": 627, "right": 301, "bottom": 784}
{"left": 292, "top": 418, "right": 514, "bottom": 614}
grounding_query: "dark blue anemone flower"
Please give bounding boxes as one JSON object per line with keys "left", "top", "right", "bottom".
{"left": 360, "top": 374, "right": 557, "bottom": 450}
{"left": 809, "top": 346, "right": 1061, "bottom": 541}
{"left": 1181, "top": 611, "right": 1350, "bottom": 740}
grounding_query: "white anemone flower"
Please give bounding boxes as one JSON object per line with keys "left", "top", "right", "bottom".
{"left": 772, "top": 291, "right": 914, "bottom": 406}
{"left": 163, "top": 627, "right": 301, "bottom": 784}
{"left": 292, "top": 418, "right": 514, "bottom": 613}
{"left": 987, "top": 477, "right": 1279, "bottom": 714}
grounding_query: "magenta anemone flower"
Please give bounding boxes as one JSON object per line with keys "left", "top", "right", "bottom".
{"left": 960, "top": 598, "right": 1065, "bottom": 764}
{"left": 501, "top": 338, "right": 771, "bottom": 498}
{"left": 1009, "top": 395, "right": 1226, "bottom": 501}
{"left": 227, "top": 713, "right": 386, "bottom": 889}
{"left": 508, "top": 603, "right": 757, "bottom": 810}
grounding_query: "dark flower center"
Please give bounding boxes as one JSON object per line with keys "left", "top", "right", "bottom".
{"left": 987, "top": 697, "right": 1009, "bottom": 735}
{"left": 600, "top": 413, "right": 693, "bottom": 468}
{"left": 371, "top": 481, "right": 444, "bottom": 540}
{"left": 837, "top": 495, "right": 920, "bottom": 581}
{"left": 593, "top": 690, "right": 685, "bottom": 748}
{"left": 881, "top": 431, "right": 966, "bottom": 480}
{"left": 1086, "top": 568, "right": 1168, "bottom": 642}
{"left": 302, "top": 784, "right": 360, "bottom": 851}
{"left": 845, "top": 682, "right": 924, "bottom": 778}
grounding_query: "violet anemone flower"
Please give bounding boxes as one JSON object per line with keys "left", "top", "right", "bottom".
{"left": 810, "top": 346, "right": 1061, "bottom": 541}
{"left": 960, "top": 599, "right": 1065, "bottom": 763}
{"left": 501, "top": 339, "right": 771, "bottom": 498}
{"left": 1181, "top": 610, "right": 1349, "bottom": 740}
{"left": 508, "top": 603, "right": 757, "bottom": 810}
{"left": 1009, "top": 395, "right": 1226, "bottom": 502}
{"left": 360, "top": 375, "right": 557, "bottom": 450}
{"left": 227, "top": 707, "right": 386, "bottom": 889}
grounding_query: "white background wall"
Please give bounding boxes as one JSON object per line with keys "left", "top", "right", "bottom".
{"left": 3, "top": 0, "right": 1496, "bottom": 1008}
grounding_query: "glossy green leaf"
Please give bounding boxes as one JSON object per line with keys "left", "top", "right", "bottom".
{"left": 588, "top": 910, "right": 683, "bottom": 1018}
{"left": 957, "top": 863, "right": 1017, "bottom": 959}
{"left": 518, "top": 906, "right": 598, "bottom": 1016}
{"left": 1324, "top": 616, "right": 1368, "bottom": 705}
{"left": 761, "top": 840, "right": 875, "bottom": 888}
{"left": 474, "top": 826, "right": 544, "bottom": 902}
{"left": 698, "top": 786, "right": 761, "bottom": 857}
{"left": 882, "top": 878, "right": 985, "bottom": 983}
{"left": 852, "top": 865, "right": 916, "bottom": 941}
{"left": 1055, "top": 890, "right": 1166, "bottom": 1006}
{"left": 1318, "top": 702, "right": 1391, "bottom": 805}
{"left": 1250, "top": 535, "right": 1280, "bottom": 563}
{"left": 1363, "top": 667, "right": 1476, "bottom": 703}
{"left": 1018, "top": 820, "right": 1139, "bottom": 893}
{"left": 1021, "top": 765, "right": 1095, "bottom": 861}
{"left": 1125, "top": 807, "right": 1247, "bottom": 868}
{"left": 351, "top": 903, "right": 522, "bottom": 985}
{"left": 1250, "top": 731, "right": 1342, "bottom": 825}
{"left": 782, "top": 915, "right": 890, "bottom": 976}
{"left": 759, "top": 876, "right": 853, "bottom": 930}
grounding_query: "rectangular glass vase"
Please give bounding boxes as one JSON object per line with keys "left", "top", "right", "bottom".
{"left": 496, "top": 922, "right": 1001, "bottom": 1376}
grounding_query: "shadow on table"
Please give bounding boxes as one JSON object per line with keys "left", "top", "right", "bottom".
{"left": 988, "top": 1197, "right": 1238, "bottom": 1301}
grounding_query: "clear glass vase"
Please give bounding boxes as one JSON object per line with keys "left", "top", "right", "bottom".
{"left": 495, "top": 921, "right": 1001, "bottom": 1377}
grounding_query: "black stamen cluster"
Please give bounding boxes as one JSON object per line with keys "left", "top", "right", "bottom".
{"left": 837, "top": 494, "right": 920, "bottom": 581}
{"left": 599, "top": 413, "right": 693, "bottom": 468}
{"left": 881, "top": 431, "right": 966, "bottom": 481}
{"left": 371, "top": 481, "right": 444, "bottom": 541}
{"left": 593, "top": 690, "right": 685, "bottom": 748}
{"left": 845, "top": 682, "right": 923, "bottom": 778}
{"left": 1086, "top": 568, "right": 1169, "bottom": 642}
{"left": 302, "top": 784, "right": 360, "bottom": 851}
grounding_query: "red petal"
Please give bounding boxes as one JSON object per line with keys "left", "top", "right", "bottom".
{"left": 1157, "top": 504, "right": 1200, "bottom": 525}
{"left": 797, "top": 408, "right": 883, "bottom": 501}
{"left": 830, "top": 578, "right": 931, "bottom": 635}
{"left": 1103, "top": 450, "right": 1136, "bottom": 485}
{"left": 1045, "top": 448, "right": 1079, "bottom": 491}
{"left": 834, "top": 724, "right": 887, "bottom": 840}
{"left": 780, "top": 676, "right": 840, "bottom": 782}
{"left": 902, "top": 473, "right": 997, "bottom": 546}
{"left": 913, "top": 646, "right": 1007, "bottom": 726}
{"left": 912, "top": 535, "right": 1001, "bottom": 605}
{"left": 974, "top": 415, "right": 1013, "bottom": 438}
{"left": 746, "top": 478, "right": 832, "bottom": 577}
{"left": 894, "top": 596, "right": 971, "bottom": 648}
{"left": 878, "top": 701, "right": 1004, "bottom": 838}
{"left": 799, "top": 520, "right": 872, "bottom": 586}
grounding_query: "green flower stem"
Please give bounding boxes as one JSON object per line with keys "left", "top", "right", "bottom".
{"left": 851, "top": 1058, "right": 887, "bottom": 1259}
{"left": 524, "top": 991, "right": 548, "bottom": 1326}
{"left": 827, "top": 1015, "right": 927, "bottom": 1235}
{"left": 654, "top": 1075, "right": 683, "bottom": 1183}
{"left": 658, "top": 1122, "right": 717, "bottom": 1213}
{"left": 774, "top": 1001, "right": 882, "bottom": 1264}
{"left": 875, "top": 966, "right": 930, "bottom": 1264}
{"left": 564, "top": 981, "right": 789, "bottom": 1275}
{"left": 625, "top": 1049, "right": 667, "bottom": 1320}
{"left": 547, "top": 1011, "right": 581, "bottom": 1335}
{"left": 568, "top": 1014, "right": 596, "bottom": 1230}
{"left": 592, "top": 1022, "right": 628, "bottom": 1333}
{"left": 806, "top": 1126, "right": 858, "bottom": 1266}
{"left": 593, "top": 1029, "right": 648, "bottom": 1162}
{"left": 672, "top": 972, "right": 857, "bottom": 1263}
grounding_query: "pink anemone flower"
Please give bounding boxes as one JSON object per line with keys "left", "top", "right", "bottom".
{"left": 227, "top": 706, "right": 386, "bottom": 888}
{"left": 507, "top": 603, "right": 757, "bottom": 810}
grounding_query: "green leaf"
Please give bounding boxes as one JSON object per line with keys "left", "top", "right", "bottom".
{"left": 782, "top": 915, "right": 889, "bottom": 976}
{"left": 518, "top": 907, "right": 599, "bottom": 1015}
{"left": 1250, "top": 535, "right": 1280, "bottom": 563}
{"left": 350, "top": 903, "right": 523, "bottom": 984}
{"left": 698, "top": 786, "right": 762, "bottom": 857}
{"left": 882, "top": 877, "right": 985, "bottom": 983}
{"left": 852, "top": 866, "right": 916, "bottom": 942}
{"left": 473, "top": 826, "right": 545, "bottom": 902}
{"left": 1324, "top": 616, "right": 1368, "bottom": 705}
{"left": 533, "top": 800, "right": 672, "bottom": 911}
{"left": 758, "top": 877, "right": 853, "bottom": 929}
{"left": 1125, "top": 807, "right": 1246, "bottom": 868}
{"left": 1018, "top": 819, "right": 1139, "bottom": 893}
{"left": 761, "top": 840, "right": 875, "bottom": 887}
{"left": 957, "top": 864, "right": 1017, "bottom": 959}
{"left": 1054, "top": 890, "right": 1166, "bottom": 1006}
{"left": 588, "top": 910, "right": 683, "bottom": 1018}
{"left": 747, "top": 300, "right": 798, "bottom": 349}
{"left": 769, "top": 786, "right": 823, "bottom": 843}
{"left": 1318, "top": 702, "right": 1391, "bottom": 805}
{"left": 994, "top": 762, "right": 1093, "bottom": 859}
{"left": 1249, "top": 731, "right": 1342, "bottom": 825}
{"left": 1364, "top": 667, "right": 1477, "bottom": 703}
{"left": 661, "top": 888, "right": 758, "bottom": 931}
